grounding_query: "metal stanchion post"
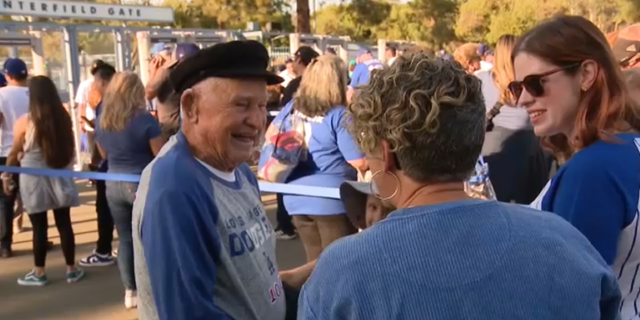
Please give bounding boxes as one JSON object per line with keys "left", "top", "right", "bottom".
{"left": 63, "top": 25, "right": 82, "bottom": 171}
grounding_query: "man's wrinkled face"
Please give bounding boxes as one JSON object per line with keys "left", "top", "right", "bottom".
{"left": 182, "top": 77, "right": 268, "bottom": 171}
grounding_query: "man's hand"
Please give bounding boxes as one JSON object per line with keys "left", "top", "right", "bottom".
{"left": 149, "top": 55, "right": 171, "bottom": 78}
{"left": 279, "top": 260, "right": 317, "bottom": 290}
{"left": 148, "top": 56, "right": 164, "bottom": 77}
{"left": 279, "top": 269, "right": 307, "bottom": 290}
{"left": 2, "top": 174, "right": 14, "bottom": 196}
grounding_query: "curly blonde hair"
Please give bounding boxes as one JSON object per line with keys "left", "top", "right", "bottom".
{"left": 348, "top": 53, "right": 486, "bottom": 183}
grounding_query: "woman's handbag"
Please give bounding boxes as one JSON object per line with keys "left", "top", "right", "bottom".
{"left": 257, "top": 104, "right": 308, "bottom": 183}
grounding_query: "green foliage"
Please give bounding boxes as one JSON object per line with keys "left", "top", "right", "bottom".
{"left": 455, "top": 0, "right": 634, "bottom": 44}
{"left": 315, "top": 1, "right": 392, "bottom": 42}
{"left": 315, "top": 0, "right": 457, "bottom": 46}
{"left": 617, "top": 0, "right": 640, "bottom": 24}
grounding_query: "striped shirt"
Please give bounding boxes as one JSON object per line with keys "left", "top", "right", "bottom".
{"left": 531, "top": 134, "right": 640, "bottom": 320}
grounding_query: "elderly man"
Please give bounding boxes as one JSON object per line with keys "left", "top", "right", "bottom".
{"left": 132, "top": 41, "right": 286, "bottom": 320}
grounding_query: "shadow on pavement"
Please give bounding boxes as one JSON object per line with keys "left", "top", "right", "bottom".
{"left": 0, "top": 181, "right": 306, "bottom": 320}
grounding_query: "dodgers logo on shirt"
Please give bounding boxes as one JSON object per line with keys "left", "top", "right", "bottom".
{"left": 227, "top": 205, "right": 273, "bottom": 258}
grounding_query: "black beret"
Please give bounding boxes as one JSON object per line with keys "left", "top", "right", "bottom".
{"left": 169, "top": 40, "right": 283, "bottom": 93}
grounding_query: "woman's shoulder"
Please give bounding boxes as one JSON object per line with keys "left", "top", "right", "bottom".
{"left": 326, "top": 105, "right": 348, "bottom": 118}
{"left": 570, "top": 134, "right": 640, "bottom": 167}
{"left": 559, "top": 134, "right": 640, "bottom": 184}
{"left": 131, "top": 110, "right": 159, "bottom": 124}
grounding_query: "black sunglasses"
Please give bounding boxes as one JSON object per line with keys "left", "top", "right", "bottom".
{"left": 508, "top": 63, "right": 581, "bottom": 104}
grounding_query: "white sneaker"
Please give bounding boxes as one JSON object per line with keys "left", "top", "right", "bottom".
{"left": 124, "top": 290, "right": 138, "bottom": 309}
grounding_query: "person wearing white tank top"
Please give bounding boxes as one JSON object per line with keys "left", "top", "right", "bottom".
{"left": 1, "top": 76, "right": 83, "bottom": 286}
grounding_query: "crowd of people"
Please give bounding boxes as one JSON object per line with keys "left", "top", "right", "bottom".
{"left": 0, "top": 13, "right": 640, "bottom": 320}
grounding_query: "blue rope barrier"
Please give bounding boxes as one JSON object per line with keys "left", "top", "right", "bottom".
{"left": 0, "top": 166, "right": 341, "bottom": 199}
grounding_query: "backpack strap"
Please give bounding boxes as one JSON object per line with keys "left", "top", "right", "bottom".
{"left": 485, "top": 102, "right": 504, "bottom": 132}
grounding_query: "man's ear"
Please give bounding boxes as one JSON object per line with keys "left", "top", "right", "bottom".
{"left": 180, "top": 89, "right": 198, "bottom": 124}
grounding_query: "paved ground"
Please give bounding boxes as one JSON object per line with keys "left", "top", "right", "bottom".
{"left": 0, "top": 181, "right": 306, "bottom": 320}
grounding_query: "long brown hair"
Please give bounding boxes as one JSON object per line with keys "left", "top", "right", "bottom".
{"left": 512, "top": 15, "right": 640, "bottom": 159}
{"left": 28, "top": 76, "right": 75, "bottom": 169}
{"left": 101, "top": 72, "right": 146, "bottom": 132}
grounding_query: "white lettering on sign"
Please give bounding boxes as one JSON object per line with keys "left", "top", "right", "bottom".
{"left": 0, "top": 0, "right": 174, "bottom": 22}
{"left": 195, "top": 37, "right": 223, "bottom": 44}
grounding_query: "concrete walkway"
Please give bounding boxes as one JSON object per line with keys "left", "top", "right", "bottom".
{"left": 0, "top": 181, "right": 306, "bottom": 320}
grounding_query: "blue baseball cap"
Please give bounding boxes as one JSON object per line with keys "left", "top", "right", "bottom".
{"left": 478, "top": 43, "right": 490, "bottom": 56}
{"left": 0, "top": 74, "right": 6, "bottom": 87}
{"left": 357, "top": 49, "right": 372, "bottom": 57}
{"left": 174, "top": 43, "right": 200, "bottom": 61}
{"left": 3, "top": 58, "right": 27, "bottom": 78}
{"left": 151, "top": 43, "right": 171, "bottom": 57}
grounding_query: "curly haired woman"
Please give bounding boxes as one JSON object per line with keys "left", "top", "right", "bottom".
{"left": 297, "top": 53, "right": 620, "bottom": 320}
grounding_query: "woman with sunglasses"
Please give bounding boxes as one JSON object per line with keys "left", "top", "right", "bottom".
{"left": 513, "top": 15, "right": 640, "bottom": 319}
{"left": 477, "top": 34, "right": 550, "bottom": 204}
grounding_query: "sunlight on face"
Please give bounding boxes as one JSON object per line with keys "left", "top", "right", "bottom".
{"left": 513, "top": 53, "right": 582, "bottom": 137}
{"left": 189, "top": 78, "right": 268, "bottom": 170}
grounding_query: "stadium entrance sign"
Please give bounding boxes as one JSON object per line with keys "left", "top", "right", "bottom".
{"left": 0, "top": 0, "right": 174, "bottom": 23}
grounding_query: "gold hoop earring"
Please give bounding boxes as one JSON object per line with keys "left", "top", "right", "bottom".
{"left": 369, "top": 170, "right": 400, "bottom": 201}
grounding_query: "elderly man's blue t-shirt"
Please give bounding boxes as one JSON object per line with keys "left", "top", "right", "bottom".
{"left": 349, "top": 58, "right": 384, "bottom": 88}
{"left": 274, "top": 101, "right": 364, "bottom": 215}
{"left": 95, "top": 110, "right": 161, "bottom": 174}
{"left": 530, "top": 133, "right": 640, "bottom": 320}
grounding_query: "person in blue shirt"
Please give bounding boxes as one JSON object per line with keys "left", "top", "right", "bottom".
{"left": 132, "top": 41, "right": 287, "bottom": 320}
{"left": 347, "top": 49, "right": 383, "bottom": 102}
{"left": 270, "top": 55, "right": 367, "bottom": 263}
{"left": 513, "top": 16, "right": 640, "bottom": 320}
{"left": 148, "top": 43, "right": 200, "bottom": 140}
{"left": 95, "top": 72, "right": 164, "bottom": 310}
{"left": 298, "top": 52, "right": 621, "bottom": 320}
{"left": 79, "top": 64, "right": 118, "bottom": 268}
